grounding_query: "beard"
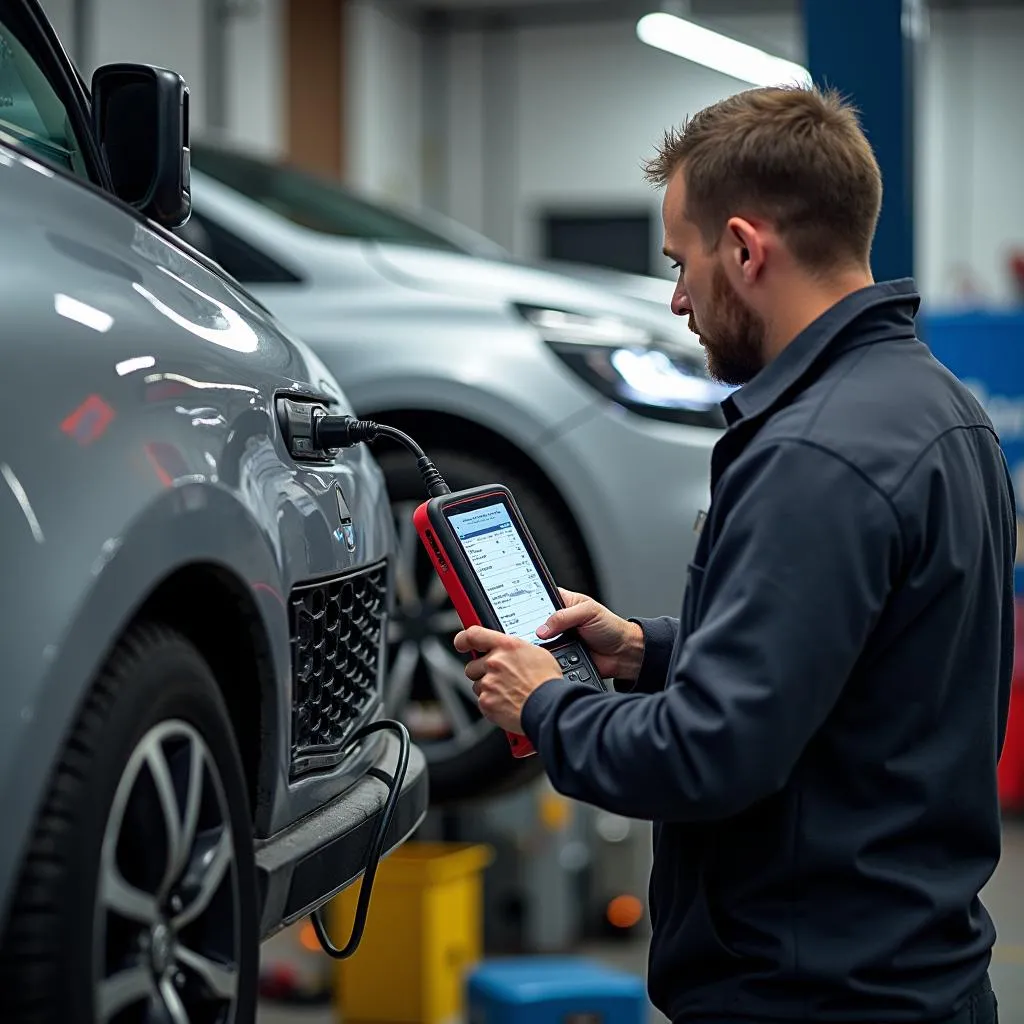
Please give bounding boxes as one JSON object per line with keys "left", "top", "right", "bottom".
{"left": 689, "top": 263, "right": 766, "bottom": 387}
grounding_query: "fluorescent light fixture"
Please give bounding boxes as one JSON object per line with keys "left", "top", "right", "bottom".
{"left": 637, "top": 12, "right": 811, "bottom": 88}
{"left": 54, "top": 293, "right": 114, "bottom": 333}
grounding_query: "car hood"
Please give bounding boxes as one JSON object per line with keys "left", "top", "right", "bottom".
{"left": 365, "top": 241, "right": 703, "bottom": 354}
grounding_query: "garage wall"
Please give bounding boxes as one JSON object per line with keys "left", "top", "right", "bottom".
{"left": 439, "top": 9, "right": 1024, "bottom": 310}
{"left": 918, "top": 7, "right": 1024, "bottom": 309}
{"left": 439, "top": 13, "right": 804, "bottom": 267}
{"left": 85, "top": 0, "right": 208, "bottom": 133}
{"left": 224, "top": 0, "right": 285, "bottom": 157}
{"left": 344, "top": 0, "right": 424, "bottom": 207}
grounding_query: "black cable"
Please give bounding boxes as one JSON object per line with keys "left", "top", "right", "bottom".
{"left": 313, "top": 414, "right": 451, "bottom": 496}
{"left": 309, "top": 719, "right": 412, "bottom": 960}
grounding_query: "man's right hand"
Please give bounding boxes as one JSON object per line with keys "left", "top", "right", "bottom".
{"left": 536, "top": 589, "right": 645, "bottom": 682}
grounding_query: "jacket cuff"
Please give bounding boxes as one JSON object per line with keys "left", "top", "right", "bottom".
{"left": 521, "top": 676, "right": 576, "bottom": 744}
{"left": 614, "top": 615, "right": 678, "bottom": 694}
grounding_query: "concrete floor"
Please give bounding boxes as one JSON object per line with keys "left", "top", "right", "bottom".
{"left": 258, "top": 819, "right": 1024, "bottom": 1023}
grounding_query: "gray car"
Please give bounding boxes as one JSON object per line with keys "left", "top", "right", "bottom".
{"left": 178, "top": 144, "right": 733, "bottom": 804}
{"left": 0, "top": 2, "right": 427, "bottom": 1020}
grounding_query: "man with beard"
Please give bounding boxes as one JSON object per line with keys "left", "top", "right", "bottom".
{"left": 454, "top": 86, "right": 1012, "bottom": 1023}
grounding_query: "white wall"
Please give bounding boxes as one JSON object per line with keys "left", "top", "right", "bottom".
{"left": 85, "top": 0, "right": 208, "bottom": 133}
{"left": 440, "top": 9, "right": 1024, "bottom": 310}
{"left": 918, "top": 7, "right": 1024, "bottom": 308}
{"left": 345, "top": 0, "right": 424, "bottom": 208}
{"left": 224, "top": 0, "right": 285, "bottom": 157}
{"left": 440, "top": 12, "right": 804, "bottom": 268}
{"left": 36, "top": 0, "right": 284, "bottom": 153}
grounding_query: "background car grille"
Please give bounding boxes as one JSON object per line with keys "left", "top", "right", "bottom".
{"left": 289, "top": 561, "right": 388, "bottom": 778}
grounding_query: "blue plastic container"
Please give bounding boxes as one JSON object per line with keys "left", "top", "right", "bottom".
{"left": 466, "top": 957, "right": 648, "bottom": 1024}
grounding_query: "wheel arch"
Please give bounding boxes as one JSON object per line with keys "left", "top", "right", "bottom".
{"left": 133, "top": 562, "right": 276, "bottom": 823}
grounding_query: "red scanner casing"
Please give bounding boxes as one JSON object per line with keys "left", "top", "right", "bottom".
{"left": 412, "top": 483, "right": 575, "bottom": 760}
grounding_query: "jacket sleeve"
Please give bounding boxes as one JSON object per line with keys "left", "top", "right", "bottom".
{"left": 612, "top": 616, "right": 679, "bottom": 694}
{"left": 520, "top": 439, "right": 901, "bottom": 822}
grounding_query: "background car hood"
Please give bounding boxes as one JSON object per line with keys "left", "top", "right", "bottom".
{"left": 365, "top": 241, "right": 703, "bottom": 354}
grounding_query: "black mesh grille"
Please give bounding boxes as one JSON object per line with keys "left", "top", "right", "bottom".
{"left": 289, "top": 561, "right": 388, "bottom": 778}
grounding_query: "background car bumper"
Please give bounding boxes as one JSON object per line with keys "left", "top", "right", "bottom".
{"left": 255, "top": 728, "right": 429, "bottom": 939}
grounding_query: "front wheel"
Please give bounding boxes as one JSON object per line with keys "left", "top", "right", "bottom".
{"left": 378, "top": 449, "right": 595, "bottom": 805}
{"left": 0, "top": 624, "right": 258, "bottom": 1024}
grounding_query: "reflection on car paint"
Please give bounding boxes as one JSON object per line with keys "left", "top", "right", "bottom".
{"left": 0, "top": 462, "right": 43, "bottom": 544}
{"left": 142, "top": 371, "right": 259, "bottom": 395}
{"left": 53, "top": 293, "right": 114, "bottom": 333}
{"left": 132, "top": 269, "right": 260, "bottom": 353}
{"left": 60, "top": 394, "right": 115, "bottom": 445}
{"left": 115, "top": 356, "right": 156, "bottom": 376}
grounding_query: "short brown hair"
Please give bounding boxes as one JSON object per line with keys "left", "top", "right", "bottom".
{"left": 644, "top": 85, "right": 882, "bottom": 272}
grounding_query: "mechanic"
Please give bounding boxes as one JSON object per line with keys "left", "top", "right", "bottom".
{"left": 454, "top": 86, "right": 1014, "bottom": 1024}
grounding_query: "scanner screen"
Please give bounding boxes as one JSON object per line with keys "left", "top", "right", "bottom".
{"left": 448, "top": 501, "right": 556, "bottom": 644}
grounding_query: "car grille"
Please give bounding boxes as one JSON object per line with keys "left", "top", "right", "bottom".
{"left": 289, "top": 561, "right": 388, "bottom": 778}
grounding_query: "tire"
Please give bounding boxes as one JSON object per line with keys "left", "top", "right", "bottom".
{"left": 378, "top": 448, "right": 594, "bottom": 805}
{"left": 0, "top": 623, "right": 259, "bottom": 1024}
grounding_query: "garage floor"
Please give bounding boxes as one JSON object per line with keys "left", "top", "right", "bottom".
{"left": 258, "top": 819, "right": 1024, "bottom": 1024}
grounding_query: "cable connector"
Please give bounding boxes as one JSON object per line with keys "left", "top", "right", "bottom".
{"left": 312, "top": 413, "right": 381, "bottom": 450}
{"left": 312, "top": 413, "right": 451, "bottom": 497}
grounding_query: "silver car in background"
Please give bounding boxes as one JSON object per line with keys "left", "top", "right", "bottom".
{"left": 179, "top": 144, "right": 731, "bottom": 805}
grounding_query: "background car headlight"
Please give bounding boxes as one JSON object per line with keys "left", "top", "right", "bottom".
{"left": 518, "top": 305, "right": 734, "bottom": 428}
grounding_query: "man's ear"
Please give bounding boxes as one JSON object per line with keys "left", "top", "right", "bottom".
{"left": 725, "top": 216, "right": 765, "bottom": 283}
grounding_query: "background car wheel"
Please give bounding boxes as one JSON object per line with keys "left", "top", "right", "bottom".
{"left": 378, "top": 448, "right": 594, "bottom": 805}
{"left": 0, "top": 623, "right": 258, "bottom": 1024}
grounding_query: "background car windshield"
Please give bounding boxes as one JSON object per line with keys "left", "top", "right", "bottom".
{"left": 191, "top": 143, "right": 467, "bottom": 253}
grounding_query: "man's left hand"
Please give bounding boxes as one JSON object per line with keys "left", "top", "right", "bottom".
{"left": 454, "top": 625, "right": 562, "bottom": 735}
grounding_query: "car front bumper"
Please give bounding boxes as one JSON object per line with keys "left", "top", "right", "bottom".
{"left": 255, "top": 729, "right": 428, "bottom": 939}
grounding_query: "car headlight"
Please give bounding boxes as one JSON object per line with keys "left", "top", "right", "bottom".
{"left": 518, "top": 305, "right": 734, "bottom": 428}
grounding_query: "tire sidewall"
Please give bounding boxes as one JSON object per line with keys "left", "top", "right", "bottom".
{"left": 59, "top": 633, "right": 258, "bottom": 1024}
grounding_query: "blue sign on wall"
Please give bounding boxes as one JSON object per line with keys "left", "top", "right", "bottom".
{"left": 922, "top": 312, "right": 1024, "bottom": 594}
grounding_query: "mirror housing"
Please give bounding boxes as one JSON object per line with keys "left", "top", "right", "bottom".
{"left": 91, "top": 63, "right": 191, "bottom": 229}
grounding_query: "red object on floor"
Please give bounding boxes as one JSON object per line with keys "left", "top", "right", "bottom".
{"left": 997, "top": 601, "right": 1024, "bottom": 813}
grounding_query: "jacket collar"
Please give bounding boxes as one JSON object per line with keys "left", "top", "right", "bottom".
{"left": 721, "top": 278, "right": 921, "bottom": 427}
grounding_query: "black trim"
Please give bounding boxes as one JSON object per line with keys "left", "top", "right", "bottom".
{"left": 13, "top": 0, "right": 110, "bottom": 188}
{"left": 258, "top": 735, "right": 429, "bottom": 930}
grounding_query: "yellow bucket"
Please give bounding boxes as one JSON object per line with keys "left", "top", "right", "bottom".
{"left": 330, "top": 841, "right": 495, "bottom": 1024}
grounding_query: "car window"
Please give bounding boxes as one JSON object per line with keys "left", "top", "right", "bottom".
{"left": 0, "top": 12, "right": 88, "bottom": 177}
{"left": 190, "top": 143, "right": 467, "bottom": 254}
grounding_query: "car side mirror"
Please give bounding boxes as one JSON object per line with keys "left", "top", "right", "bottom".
{"left": 91, "top": 63, "right": 191, "bottom": 229}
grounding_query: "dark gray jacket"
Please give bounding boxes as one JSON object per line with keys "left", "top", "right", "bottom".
{"left": 522, "top": 279, "right": 1016, "bottom": 1022}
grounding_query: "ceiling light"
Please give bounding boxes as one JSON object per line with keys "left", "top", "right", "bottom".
{"left": 637, "top": 11, "right": 811, "bottom": 88}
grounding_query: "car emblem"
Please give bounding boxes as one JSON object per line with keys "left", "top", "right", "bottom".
{"left": 334, "top": 483, "right": 356, "bottom": 552}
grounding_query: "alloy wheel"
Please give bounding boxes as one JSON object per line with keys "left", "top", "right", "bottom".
{"left": 386, "top": 499, "right": 496, "bottom": 759}
{"left": 93, "top": 720, "right": 240, "bottom": 1024}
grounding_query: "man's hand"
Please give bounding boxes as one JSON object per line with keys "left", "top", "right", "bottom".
{"left": 538, "top": 589, "right": 645, "bottom": 682}
{"left": 454, "top": 626, "right": 562, "bottom": 735}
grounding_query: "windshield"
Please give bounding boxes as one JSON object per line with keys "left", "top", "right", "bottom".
{"left": 190, "top": 142, "right": 469, "bottom": 253}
